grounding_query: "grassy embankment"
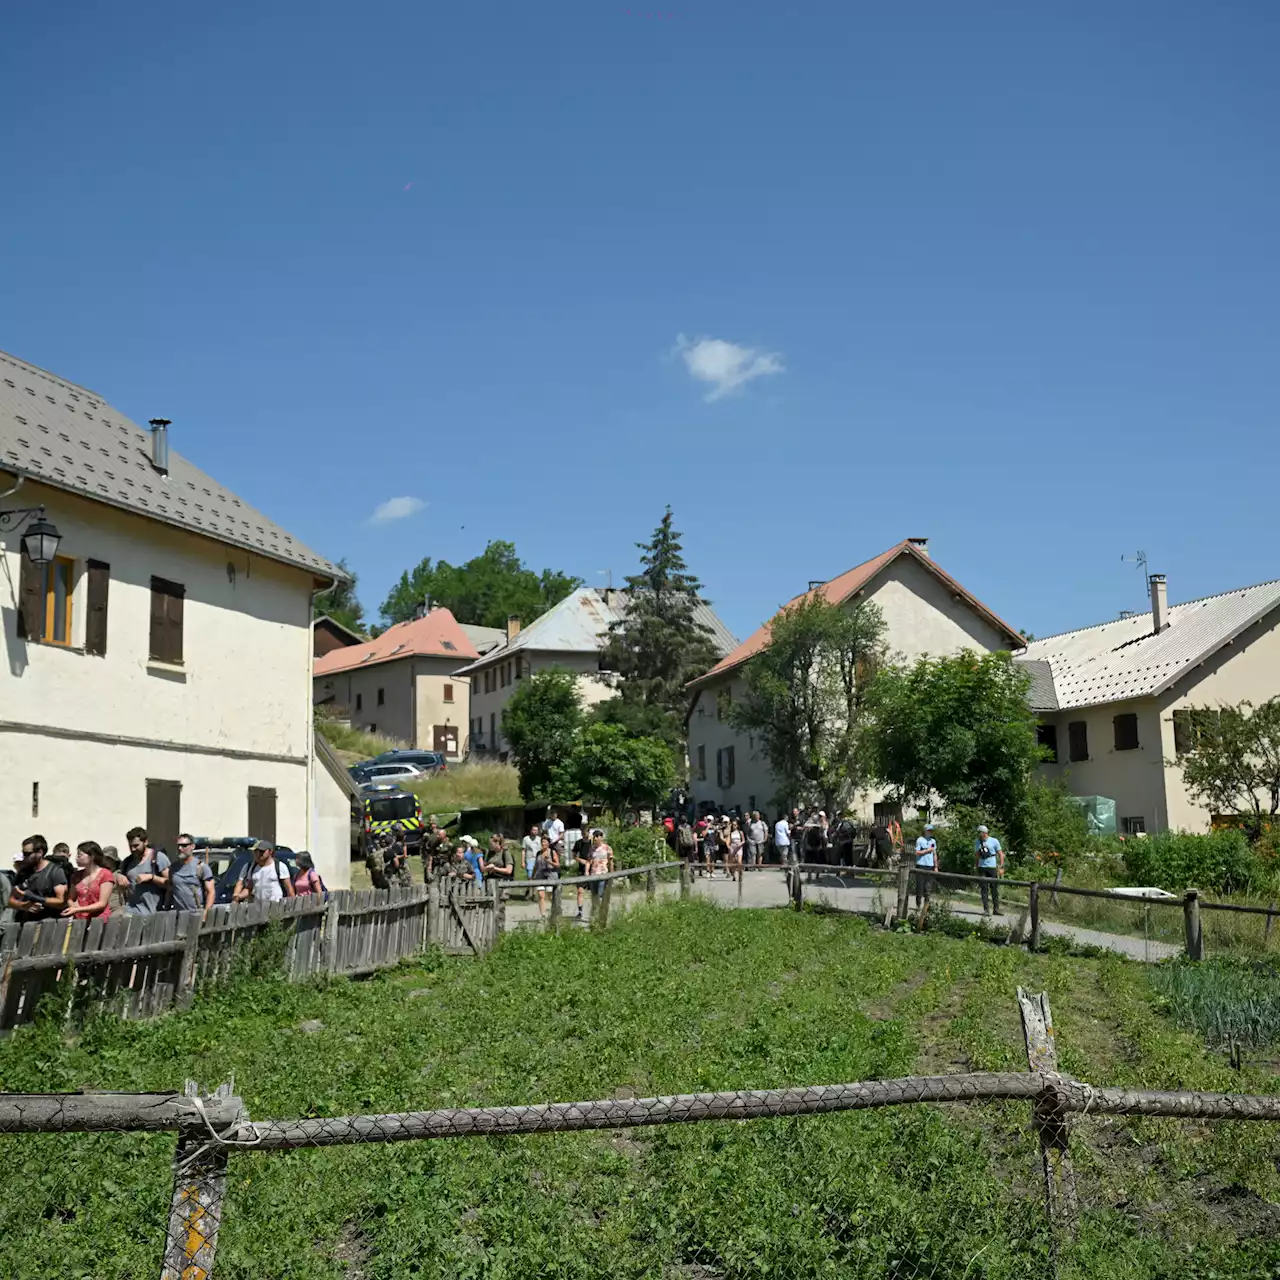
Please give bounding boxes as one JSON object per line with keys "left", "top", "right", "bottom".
{"left": 2, "top": 901, "right": 1278, "bottom": 1279}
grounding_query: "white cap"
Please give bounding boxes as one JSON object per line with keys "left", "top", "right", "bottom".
{"left": 977, "top": 825, "right": 989, "bottom": 833}
{"left": 924, "top": 823, "right": 934, "bottom": 831}
{"left": 460, "top": 835, "right": 479, "bottom": 848}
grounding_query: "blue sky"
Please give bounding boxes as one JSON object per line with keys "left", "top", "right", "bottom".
{"left": 3, "top": 0, "right": 1277, "bottom": 643}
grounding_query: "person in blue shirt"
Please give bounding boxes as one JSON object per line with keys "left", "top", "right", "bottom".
{"left": 975, "top": 824, "right": 1004, "bottom": 915}
{"left": 913, "top": 823, "right": 938, "bottom": 908}
{"left": 457, "top": 836, "right": 485, "bottom": 885}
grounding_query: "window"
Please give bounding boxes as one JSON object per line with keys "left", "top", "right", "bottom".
{"left": 514, "top": 657, "right": 522, "bottom": 680}
{"left": 247, "top": 786, "right": 277, "bottom": 844}
{"left": 1113, "top": 713, "right": 1139, "bottom": 751}
{"left": 1174, "top": 709, "right": 1221, "bottom": 758}
{"left": 716, "top": 746, "right": 736, "bottom": 788}
{"left": 356, "top": 693, "right": 363, "bottom": 712}
{"left": 489, "top": 712, "right": 496, "bottom": 748}
{"left": 149, "top": 576, "right": 185, "bottom": 663}
{"left": 18, "top": 555, "right": 75, "bottom": 645}
{"left": 1036, "top": 724, "right": 1058, "bottom": 764}
{"left": 369, "top": 723, "right": 376, "bottom": 733}
{"left": 1122, "top": 816, "right": 1146, "bottom": 836}
{"left": 1068, "top": 721, "right": 1088, "bottom": 763}
{"left": 443, "top": 683, "right": 454, "bottom": 703}
{"left": 696, "top": 745, "right": 706, "bottom": 782}
{"left": 145, "top": 778, "right": 182, "bottom": 855}
{"left": 377, "top": 687, "right": 385, "bottom": 706}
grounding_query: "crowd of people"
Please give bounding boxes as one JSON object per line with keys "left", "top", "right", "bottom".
{"left": 370, "top": 815, "right": 616, "bottom": 922}
{"left": 1, "top": 830, "right": 327, "bottom": 927}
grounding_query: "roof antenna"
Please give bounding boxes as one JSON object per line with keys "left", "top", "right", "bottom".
{"left": 1121, "top": 550, "right": 1149, "bottom": 603}
{"left": 597, "top": 569, "right": 613, "bottom": 590}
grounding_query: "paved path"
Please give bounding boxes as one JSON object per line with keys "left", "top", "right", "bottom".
{"left": 501, "top": 869, "right": 1182, "bottom": 963}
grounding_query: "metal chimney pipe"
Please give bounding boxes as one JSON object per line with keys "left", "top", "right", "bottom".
{"left": 1149, "top": 574, "right": 1168, "bottom": 633}
{"left": 148, "top": 418, "right": 171, "bottom": 476}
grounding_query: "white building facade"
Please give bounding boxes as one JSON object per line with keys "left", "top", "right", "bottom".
{"left": 0, "top": 350, "right": 351, "bottom": 888}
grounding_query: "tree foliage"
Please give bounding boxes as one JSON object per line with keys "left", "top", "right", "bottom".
{"left": 729, "top": 595, "right": 888, "bottom": 813}
{"left": 1176, "top": 698, "right": 1280, "bottom": 839}
{"left": 501, "top": 669, "right": 584, "bottom": 802}
{"left": 570, "top": 723, "right": 676, "bottom": 818}
{"left": 312, "top": 559, "right": 365, "bottom": 636}
{"left": 380, "top": 541, "right": 581, "bottom": 629}
{"left": 866, "top": 650, "right": 1044, "bottom": 847}
{"left": 596, "top": 507, "right": 720, "bottom": 750}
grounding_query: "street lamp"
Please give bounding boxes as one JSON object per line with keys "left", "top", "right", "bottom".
{"left": 0, "top": 505, "right": 62, "bottom": 565}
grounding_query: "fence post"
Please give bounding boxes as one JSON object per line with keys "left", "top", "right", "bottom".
{"left": 1265, "top": 901, "right": 1277, "bottom": 948}
{"left": 550, "top": 884, "right": 563, "bottom": 931}
{"left": 792, "top": 865, "right": 804, "bottom": 912}
{"left": 679, "top": 863, "right": 691, "bottom": 900}
{"left": 1016, "top": 988, "right": 1078, "bottom": 1234}
{"left": 737, "top": 864, "right": 745, "bottom": 904}
{"left": 646, "top": 868, "right": 656, "bottom": 901}
{"left": 176, "top": 913, "right": 201, "bottom": 1008}
{"left": 161, "top": 1081, "right": 244, "bottom": 1280}
{"left": 1183, "top": 888, "right": 1203, "bottom": 960}
{"left": 425, "top": 881, "right": 439, "bottom": 950}
{"left": 1050, "top": 867, "right": 1063, "bottom": 909}
{"left": 1029, "top": 882, "right": 1041, "bottom": 952}
{"left": 324, "top": 895, "right": 342, "bottom": 976}
{"left": 894, "top": 861, "right": 910, "bottom": 923}
{"left": 594, "top": 880, "right": 612, "bottom": 930}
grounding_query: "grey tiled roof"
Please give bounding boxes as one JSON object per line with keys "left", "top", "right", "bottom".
{"left": 1018, "top": 658, "right": 1059, "bottom": 712}
{"left": 1016, "top": 579, "right": 1280, "bottom": 710}
{"left": 0, "top": 350, "right": 344, "bottom": 580}
{"left": 454, "top": 587, "right": 738, "bottom": 674}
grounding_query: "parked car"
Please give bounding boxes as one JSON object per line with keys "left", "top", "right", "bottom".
{"left": 194, "top": 838, "right": 299, "bottom": 904}
{"left": 357, "top": 762, "right": 427, "bottom": 783}
{"left": 371, "top": 749, "right": 447, "bottom": 774}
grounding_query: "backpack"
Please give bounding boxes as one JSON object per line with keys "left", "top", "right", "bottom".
{"left": 678, "top": 825, "right": 696, "bottom": 852}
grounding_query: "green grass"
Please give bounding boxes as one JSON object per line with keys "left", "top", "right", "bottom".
{"left": 407, "top": 761, "right": 522, "bottom": 813}
{"left": 2, "top": 903, "right": 1279, "bottom": 1279}
{"left": 315, "top": 715, "right": 404, "bottom": 758}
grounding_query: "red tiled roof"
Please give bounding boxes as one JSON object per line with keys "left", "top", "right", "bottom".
{"left": 313, "top": 608, "right": 480, "bottom": 676}
{"left": 687, "top": 540, "right": 1022, "bottom": 689}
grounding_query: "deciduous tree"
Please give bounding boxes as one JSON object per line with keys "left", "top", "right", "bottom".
{"left": 502, "top": 669, "right": 583, "bottom": 802}
{"left": 1176, "top": 698, "right": 1280, "bottom": 840}
{"left": 866, "top": 650, "right": 1044, "bottom": 846}
{"left": 570, "top": 723, "right": 676, "bottom": 819}
{"left": 729, "top": 596, "right": 888, "bottom": 813}
{"left": 312, "top": 559, "right": 365, "bottom": 636}
{"left": 380, "top": 541, "right": 581, "bottom": 629}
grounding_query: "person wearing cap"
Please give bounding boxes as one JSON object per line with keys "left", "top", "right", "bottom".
{"left": 458, "top": 836, "right": 485, "bottom": 885}
{"left": 975, "top": 824, "right": 1004, "bottom": 916}
{"left": 233, "top": 841, "right": 295, "bottom": 904}
{"left": 914, "top": 824, "right": 938, "bottom": 908}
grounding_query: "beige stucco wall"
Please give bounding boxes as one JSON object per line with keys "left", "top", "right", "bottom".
{"left": 412, "top": 655, "right": 469, "bottom": 755}
{"left": 314, "top": 659, "right": 415, "bottom": 744}
{"left": 1035, "top": 697, "right": 1169, "bottom": 832}
{"left": 0, "top": 479, "right": 329, "bottom": 859}
{"left": 311, "top": 755, "right": 353, "bottom": 889}
{"left": 687, "top": 555, "right": 1012, "bottom": 815}
{"left": 466, "top": 650, "right": 614, "bottom": 755}
{"left": 1158, "top": 608, "right": 1280, "bottom": 832}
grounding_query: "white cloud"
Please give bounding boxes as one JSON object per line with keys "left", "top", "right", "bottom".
{"left": 369, "top": 496, "right": 425, "bottom": 524}
{"left": 673, "top": 333, "right": 785, "bottom": 401}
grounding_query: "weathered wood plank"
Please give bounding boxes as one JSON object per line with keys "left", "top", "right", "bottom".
{"left": 1017, "top": 986, "right": 1078, "bottom": 1226}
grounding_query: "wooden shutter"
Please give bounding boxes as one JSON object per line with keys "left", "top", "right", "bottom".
{"left": 85, "top": 560, "right": 110, "bottom": 656}
{"left": 247, "top": 787, "right": 277, "bottom": 844}
{"left": 16, "top": 556, "right": 43, "bottom": 640}
{"left": 145, "top": 779, "right": 182, "bottom": 855}
{"left": 724, "top": 747, "right": 735, "bottom": 788}
{"left": 149, "top": 577, "right": 185, "bottom": 663}
{"left": 1067, "top": 721, "right": 1089, "bottom": 763}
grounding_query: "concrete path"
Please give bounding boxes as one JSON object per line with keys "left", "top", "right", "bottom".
{"left": 501, "top": 868, "right": 1183, "bottom": 963}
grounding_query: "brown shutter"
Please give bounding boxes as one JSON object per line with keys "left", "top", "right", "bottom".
{"left": 17, "top": 556, "right": 43, "bottom": 640}
{"left": 150, "top": 577, "right": 185, "bottom": 663}
{"left": 145, "top": 779, "right": 182, "bottom": 855}
{"left": 247, "top": 787, "right": 277, "bottom": 844}
{"left": 85, "top": 560, "right": 110, "bottom": 656}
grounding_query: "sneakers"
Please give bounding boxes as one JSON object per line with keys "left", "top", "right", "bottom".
{"left": 575, "top": 908, "right": 584, "bottom": 920}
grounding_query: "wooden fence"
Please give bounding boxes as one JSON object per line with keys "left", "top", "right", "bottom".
{"left": 0, "top": 883, "right": 491, "bottom": 1031}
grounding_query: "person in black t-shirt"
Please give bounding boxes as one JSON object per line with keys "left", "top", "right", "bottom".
{"left": 9, "top": 835, "right": 69, "bottom": 920}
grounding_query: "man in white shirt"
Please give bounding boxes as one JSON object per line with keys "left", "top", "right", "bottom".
{"left": 233, "top": 842, "right": 295, "bottom": 905}
{"left": 774, "top": 815, "right": 792, "bottom": 865}
{"left": 547, "top": 813, "right": 566, "bottom": 850}
{"left": 914, "top": 823, "right": 938, "bottom": 908}
{"left": 746, "top": 812, "right": 767, "bottom": 867}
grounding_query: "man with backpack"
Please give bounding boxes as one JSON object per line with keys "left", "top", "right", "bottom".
{"left": 677, "top": 819, "right": 698, "bottom": 868}
{"left": 233, "top": 841, "right": 295, "bottom": 904}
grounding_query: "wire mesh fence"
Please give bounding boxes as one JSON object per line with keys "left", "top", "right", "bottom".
{"left": 2, "top": 987, "right": 1279, "bottom": 1279}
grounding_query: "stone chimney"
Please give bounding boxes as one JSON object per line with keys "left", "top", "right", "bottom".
{"left": 908, "top": 537, "right": 929, "bottom": 558}
{"left": 1149, "top": 574, "right": 1169, "bottom": 633}
{"left": 506, "top": 614, "right": 521, "bottom": 643}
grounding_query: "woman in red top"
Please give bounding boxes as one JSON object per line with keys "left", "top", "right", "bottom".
{"left": 291, "top": 851, "right": 326, "bottom": 896}
{"left": 62, "top": 841, "right": 114, "bottom": 921}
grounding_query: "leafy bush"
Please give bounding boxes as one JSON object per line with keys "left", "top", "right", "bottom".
{"left": 935, "top": 804, "right": 985, "bottom": 874}
{"left": 605, "top": 824, "right": 670, "bottom": 869}
{"left": 407, "top": 762, "right": 522, "bottom": 813}
{"left": 1022, "top": 779, "right": 1092, "bottom": 867}
{"left": 1120, "top": 828, "right": 1258, "bottom": 894}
